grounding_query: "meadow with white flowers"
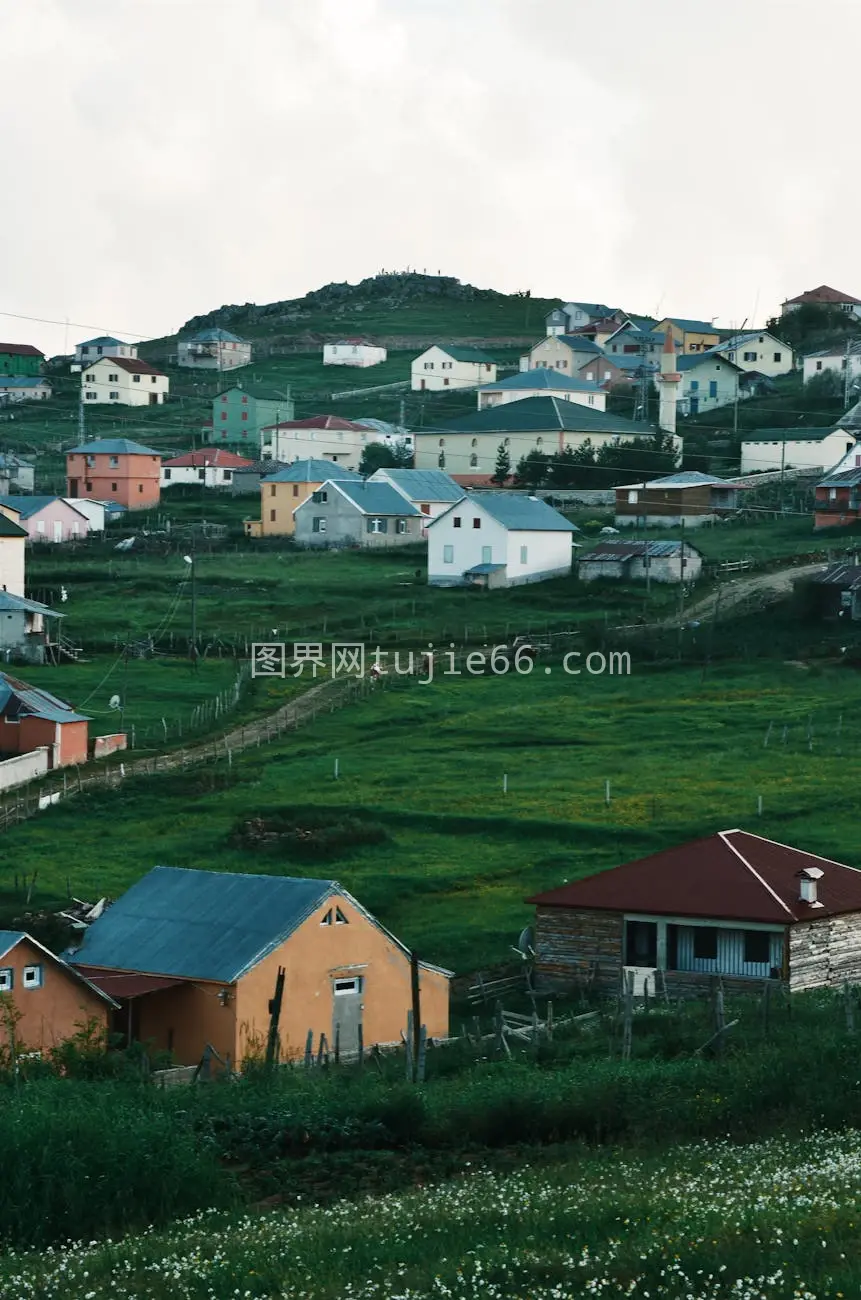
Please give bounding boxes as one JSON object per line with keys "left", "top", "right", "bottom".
{"left": 1, "top": 1130, "right": 860, "bottom": 1298}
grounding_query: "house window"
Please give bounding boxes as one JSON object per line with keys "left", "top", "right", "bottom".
{"left": 709, "top": 381, "right": 718, "bottom": 398}
{"left": 829, "top": 488, "right": 837, "bottom": 501}
{"left": 743, "top": 930, "right": 770, "bottom": 965}
{"left": 197, "top": 468, "right": 205, "bottom": 480}
{"left": 242, "top": 395, "right": 248, "bottom": 403}
{"left": 438, "top": 453, "right": 446, "bottom": 468}
{"left": 396, "top": 519, "right": 407, "bottom": 534}
{"left": 520, "top": 545, "right": 528, "bottom": 563}
{"left": 453, "top": 517, "right": 462, "bottom": 528}
{"left": 241, "top": 411, "right": 248, "bottom": 421}
{"left": 441, "top": 362, "right": 453, "bottom": 370}
{"left": 108, "top": 372, "right": 118, "bottom": 382}
{"left": 471, "top": 438, "right": 478, "bottom": 448}
{"left": 0, "top": 968, "right": 12, "bottom": 992}
{"left": 269, "top": 509, "right": 276, "bottom": 522}
{"left": 312, "top": 490, "right": 328, "bottom": 504}
{"left": 85, "top": 374, "right": 94, "bottom": 383}
{"left": 109, "top": 391, "right": 119, "bottom": 400}
{"left": 269, "top": 484, "right": 276, "bottom": 497}
{"left": 133, "top": 374, "right": 141, "bottom": 383}
{"left": 816, "top": 361, "right": 823, "bottom": 371}
{"left": 367, "top": 518, "right": 388, "bottom": 534}
{"left": 85, "top": 480, "right": 92, "bottom": 491}
{"left": 221, "top": 412, "right": 228, "bottom": 420}
{"left": 312, "top": 517, "right": 327, "bottom": 533}
{"left": 151, "top": 376, "right": 157, "bottom": 383}
{"left": 774, "top": 352, "right": 782, "bottom": 363}
{"left": 438, "top": 438, "right": 445, "bottom": 447}
{"left": 627, "top": 490, "right": 638, "bottom": 504}
{"left": 291, "top": 484, "right": 299, "bottom": 497}
{"left": 424, "top": 362, "right": 434, "bottom": 370}
{"left": 469, "top": 454, "right": 478, "bottom": 467}
{"left": 481, "top": 546, "right": 492, "bottom": 564}
{"left": 22, "top": 964, "right": 42, "bottom": 989}
{"left": 85, "top": 392, "right": 97, "bottom": 400}
{"left": 443, "top": 544, "right": 454, "bottom": 563}
{"left": 690, "top": 380, "right": 699, "bottom": 392}
{"left": 536, "top": 437, "right": 543, "bottom": 446}
{"left": 334, "top": 977, "right": 361, "bottom": 995}
{"left": 138, "top": 484, "right": 143, "bottom": 493}
{"left": 110, "top": 456, "right": 119, "bottom": 467}
{"left": 588, "top": 395, "right": 594, "bottom": 405}
{"left": 443, "top": 378, "right": 450, "bottom": 386}
{"left": 693, "top": 928, "right": 718, "bottom": 960}
{"left": 320, "top": 909, "right": 333, "bottom": 926}
{"left": 743, "top": 351, "right": 757, "bottom": 362}
{"left": 37, "top": 520, "right": 45, "bottom": 534}
{"left": 472, "top": 518, "right": 481, "bottom": 529}
{"left": 111, "top": 481, "right": 118, "bottom": 491}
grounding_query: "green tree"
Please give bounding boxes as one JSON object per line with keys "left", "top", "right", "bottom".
{"left": 491, "top": 442, "right": 512, "bottom": 485}
{"left": 358, "top": 439, "right": 413, "bottom": 476}
{"left": 514, "top": 449, "right": 550, "bottom": 489}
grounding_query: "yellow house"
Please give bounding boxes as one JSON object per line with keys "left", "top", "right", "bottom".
{"left": 654, "top": 317, "right": 721, "bottom": 354}
{"left": 244, "top": 459, "right": 362, "bottom": 538}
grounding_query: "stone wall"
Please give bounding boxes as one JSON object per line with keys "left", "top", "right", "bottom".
{"left": 789, "top": 915, "right": 861, "bottom": 991}
{"left": 534, "top": 906, "right": 623, "bottom": 985}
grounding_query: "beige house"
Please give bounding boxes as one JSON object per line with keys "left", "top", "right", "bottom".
{"left": 410, "top": 345, "right": 496, "bottom": 391}
{"left": 524, "top": 334, "right": 605, "bottom": 375}
{"left": 81, "top": 357, "right": 169, "bottom": 406}
{"left": 245, "top": 459, "right": 362, "bottom": 538}
{"left": 261, "top": 415, "right": 371, "bottom": 468}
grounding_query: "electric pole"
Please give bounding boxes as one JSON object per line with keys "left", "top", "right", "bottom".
{"left": 844, "top": 336, "right": 853, "bottom": 411}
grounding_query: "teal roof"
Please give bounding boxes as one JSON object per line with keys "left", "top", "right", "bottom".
{"left": 662, "top": 317, "right": 719, "bottom": 333}
{"left": 69, "top": 866, "right": 340, "bottom": 982}
{"left": 0, "top": 672, "right": 89, "bottom": 724}
{"left": 216, "top": 384, "right": 290, "bottom": 402}
{"left": 556, "top": 335, "right": 603, "bottom": 355}
{"left": 186, "top": 328, "right": 246, "bottom": 343}
{"left": 328, "top": 481, "right": 421, "bottom": 515}
{"left": 0, "top": 592, "right": 61, "bottom": 618}
{"left": 67, "top": 438, "right": 159, "bottom": 456}
{"left": 479, "top": 368, "right": 600, "bottom": 394}
{"left": 431, "top": 344, "right": 496, "bottom": 364}
{"left": 431, "top": 492, "right": 576, "bottom": 533}
{"left": 676, "top": 354, "right": 740, "bottom": 372}
{"left": 741, "top": 427, "right": 841, "bottom": 443}
{"left": 374, "top": 469, "right": 463, "bottom": 501}
{"left": 428, "top": 395, "right": 653, "bottom": 436}
{"left": 0, "top": 377, "right": 51, "bottom": 389}
{"left": 0, "top": 930, "right": 25, "bottom": 957}
{"left": 263, "top": 459, "right": 362, "bottom": 483}
{"left": 0, "top": 495, "right": 83, "bottom": 520}
{"left": 78, "top": 336, "right": 124, "bottom": 347}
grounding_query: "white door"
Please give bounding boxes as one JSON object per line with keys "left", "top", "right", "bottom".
{"left": 53, "top": 521, "right": 63, "bottom": 542}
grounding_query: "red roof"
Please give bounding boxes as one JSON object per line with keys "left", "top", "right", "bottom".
{"left": 162, "top": 449, "right": 254, "bottom": 468}
{"left": 0, "top": 343, "right": 44, "bottom": 357}
{"left": 84, "top": 356, "right": 165, "bottom": 376}
{"left": 76, "top": 966, "right": 186, "bottom": 1000}
{"left": 527, "top": 830, "right": 861, "bottom": 924}
{"left": 783, "top": 285, "right": 861, "bottom": 308}
{"left": 260, "top": 414, "right": 368, "bottom": 432}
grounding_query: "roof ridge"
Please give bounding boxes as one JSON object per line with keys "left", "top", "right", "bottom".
{"left": 719, "top": 830, "right": 794, "bottom": 917}
{"left": 737, "top": 828, "right": 861, "bottom": 872}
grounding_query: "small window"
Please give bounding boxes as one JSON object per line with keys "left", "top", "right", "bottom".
{"left": 109, "top": 391, "right": 119, "bottom": 400}
{"left": 744, "top": 931, "right": 770, "bottom": 964}
{"left": 438, "top": 439, "right": 445, "bottom": 448}
{"left": 469, "top": 454, "right": 478, "bottom": 467}
{"left": 111, "top": 481, "right": 118, "bottom": 491}
{"left": 334, "top": 977, "right": 361, "bottom": 995}
{"left": 471, "top": 438, "right": 478, "bottom": 448}
{"left": 269, "top": 509, "right": 276, "bottom": 522}
{"left": 108, "top": 372, "right": 118, "bottom": 382}
{"left": 773, "top": 352, "right": 782, "bottom": 363}
{"left": 22, "top": 964, "right": 42, "bottom": 989}
{"left": 312, "top": 490, "right": 328, "bottom": 504}
{"left": 520, "top": 545, "right": 528, "bottom": 563}
{"left": 443, "top": 544, "right": 454, "bottom": 564}
{"left": 627, "top": 490, "right": 638, "bottom": 504}
{"left": 320, "top": 909, "right": 333, "bottom": 926}
{"left": 481, "top": 546, "right": 492, "bottom": 564}
{"left": 453, "top": 517, "right": 462, "bottom": 528}
{"left": 693, "top": 928, "right": 717, "bottom": 960}
{"left": 312, "top": 517, "right": 327, "bottom": 534}
{"left": 335, "top": 907, "right": 348, "bottom": 925}
{"left": 0, "top": 968, "right": 12, "bottom": 992}
{"left": 438, "top": 453, "right": 446, "bottom": 468}
{"left": 85, "top": 480, "right": 92, "bottom": 491}
{"left": 270, "top": 484, "right": 276, "bottom": 497}
{"left": 396, "top": 519, "right": 407, "bottom": 534}
{"left": 138, "top": 484, "right": 143, "bottom": 493}
{"left": 472, "top": 518, "right": 481, "bottom": 529}
{"left": 132, "top": 374, "right": 141, "bottom": 383}
{"left": 293, "top": 484, "right": 299, "bottom": 497}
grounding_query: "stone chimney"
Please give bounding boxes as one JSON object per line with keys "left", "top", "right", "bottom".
{"left": 656, "top": 329, "right": 682, "bottom": 436}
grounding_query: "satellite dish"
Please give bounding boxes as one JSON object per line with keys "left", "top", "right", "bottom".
{"left": 108, "top": 694, "right": 121, "bottom": 710}
{"left": 511, "top": 926, "right": 535, "bottom": 961}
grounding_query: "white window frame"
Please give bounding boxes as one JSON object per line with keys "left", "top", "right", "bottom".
{"left": 0, "top": 968, "right": 12, "bottom": 992}
{"left": 333, "top": 977, "right": 362, "bottom": 995}
{"left": 443, "top": 544, "right": 454, "bottom": 564}
{"left": 22, "top": 964, "right": 42, "bottom": 990}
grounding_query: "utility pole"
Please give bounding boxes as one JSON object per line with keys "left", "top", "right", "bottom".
{"left": 677, "top": 518, "right": 687, "bottom": 656}
{"left": 731, "top": 319, "right": 747, "bottom": 441}
{"left": 844, "top": 336, "right": 853, "bottom": 410}
{"left": 779, "top": 440, "right": 787, "bottom": 514}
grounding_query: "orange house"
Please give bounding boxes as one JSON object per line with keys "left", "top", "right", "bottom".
{"left": 65, "top": 437, "right": 161, "bottom": 510}
{"left": 70, "top": 866, "right": 452, "bottom": 1067}
{"left": 0, "top": 672, "right": 90, "bottom": 768}
{"left": 0, "top": 931, "right": 117, "bottom": 1053}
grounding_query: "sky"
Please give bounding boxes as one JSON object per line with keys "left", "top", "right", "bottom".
{"left": 1, "top": 0, "right": 858, "bottom": 356}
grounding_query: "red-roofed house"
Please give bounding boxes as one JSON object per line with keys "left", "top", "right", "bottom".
{"left": 160, "top": 448, "right": 254, "bottom": 489}
{"left": 528, "top": 830, "right": 861, "bottom": 995}
{"left": 782, "top": 285, "right": 861, "bottom": 319}
{"left": 262, "top": 415, "right": 372, "bottom": 469}
{"left": 81, "top": 356, "right": 169, "bottom": 406}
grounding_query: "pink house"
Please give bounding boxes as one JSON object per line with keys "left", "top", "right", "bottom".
{"left": 0, "top": 497, "right": 89, "bottom": 544}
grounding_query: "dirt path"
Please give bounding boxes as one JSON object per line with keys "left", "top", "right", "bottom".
{"left": 665, "top": 562, "right": 826, "bottom": 626}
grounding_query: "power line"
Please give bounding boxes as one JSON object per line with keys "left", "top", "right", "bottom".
{"left": 0, "top": 309, "right": 161, "bottom": 342}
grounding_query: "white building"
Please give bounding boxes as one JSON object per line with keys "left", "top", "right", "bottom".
{"left": 323, "top": 339, "right": 387, "bottom": 367}
{"left": 740, "top": 427, "right": 856, "bottom": 474}
{"left": 161, "top": 448, "right": 255, "bottom": 489}
{"left": 81, "top": 357, "right": 169, "bottom": 406}
{"left": 476, "top": 367, "right": 606, "bottom": 412}
{"left": 411, "top": 345, "right": 496, "bottom": 392}
{"left": 0, "top": 378, "right": 52, "bottom": 403}
{"left": 782, "top": 285, "right": 861, "bottom": 319}
{"left": 63, "top": 499, "right": 106, "bottom": 532}
{"left": 177, "top": 328, "right": 252, "bottom": 371}
{"left": 367, "top": 468, "right": 463, "bottom": 526}
{"left": 427, "top": 492, "right": 577, "bottom": 588}
{"left": 803, "top": 341, "right": 861, "bottom": 387}
{"left": 524, "top": 334, "right": 605, "bottom": 375}
{"left": 706, "top": 332, "right": 793, "bottom": 378}
{"left": 670, "top": 354, "right": 742, "bottom": 416}
{"left": 74, "top": 336, "right": 139, "bottom": 366}
{"left": 544, "top": 303, "right": 622, "bottom": 336}
{"left": 261, "top": 414, "right": 371, "bottom": 469}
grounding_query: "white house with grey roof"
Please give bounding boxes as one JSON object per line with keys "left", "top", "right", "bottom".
{"left": 740, "top": 427, "right": 856, "bottom": 474}
{"left": 476, "top": 367, "right": 606, "bottom": 412}
{"left": 74, "top": 336, "right": 138, "bottom": 366}
{"left": 177, "top": 328, "right": 251, "bottom": 371}
{"left": 544, "top": 303, "right": 623, "bottom": 336}
{"left": 367, "top": 468, "right": 463, "bottom": 527}
{"left": 410, "top": 345, "right": 496, "bottom": 391}
{"left": 293, "top": 479, "right": 423, "bottom": 549}
{"left": 524, "top": 334, "right": 605, "bottom": 376}
{"left": 803, "top": 341, "right": 861, "bottom": 388}
{"left": 427, "top": 492, "right": 577, "bottom": 588}
{"left": 707, "top": 331, "right": 794, "bottom": 378}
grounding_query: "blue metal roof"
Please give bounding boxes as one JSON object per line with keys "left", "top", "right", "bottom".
{"left": 479, "top": 368, "right": 600, "bottom": 394}
{"left": 557, "top": 335, "right": 603, "bottom": 354}
{"left": 78, "top": 336, "right": 125, "bottom": 346}
{"left": 0, "top": 592, "right": 61, "bottom": 617}
{"left": 185, "top": 328, "right": 247, "bottom": 343}
{"left": 648, "top": 471, "right": 738, "bottom": 488}
{"left": 0, "top": 672, "right": 89, "bottom": 723}
{"left": 67, "top": 438, "right": 159, "bottom": 456}
{"left": 676, "top": 354, "right": 740, "bottom": 372}
{"left": 373, "top": 469, "right": 463, "bottom": 501}
{"left": 662, "top": 317, "right": 720, "bottom": 333}
{"left": 0, "top": 495, "right": 77, "bottom": 520}
{"left": 433, "top": 492, "right": 576, "bottom": 533}
{"left": 262, "top": 459, "right": 361, "bottom": 483}
{"left": 0, "top": 930, "right": 25, "bottom": 958}
{"left": 69, "top": 866, "right": 339, "bottom": 982}
{"left": 0, "top": 377, "right": 51, "bottom": 389}
{"left": 329, "top": 481, "right": 422, "bottom": 515}
{"left": 466, "top": 562, "right": 507, "bottom": 574}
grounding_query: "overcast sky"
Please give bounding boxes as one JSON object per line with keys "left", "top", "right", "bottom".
{"left": 1, "top": 0, "right": 856, "bottom": 355}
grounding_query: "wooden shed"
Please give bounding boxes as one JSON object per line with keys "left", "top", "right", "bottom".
{"left": 528, "top": 830, "right": 861, "bottom": 996}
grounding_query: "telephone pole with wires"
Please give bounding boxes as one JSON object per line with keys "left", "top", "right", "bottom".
{"left": 844, "top": 336, "right": 854, "bottom": 410}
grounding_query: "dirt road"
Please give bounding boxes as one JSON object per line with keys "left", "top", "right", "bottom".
{"left": 668, "top": 562, "right": 826, "bottom": 626}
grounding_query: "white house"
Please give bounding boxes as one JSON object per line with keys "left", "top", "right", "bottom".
{"left": 525, "top": 334, "right": 605, "bottom": 375}
{"left": 669, "top": 354, "right": 743, "bottom": 416}
{"left": 782, "top": 285, "right": 861, "bottom": 319}
{"left": 803, "top": 341, "right": 861, "bottom": 387}
{"left": 410, "top": 345, "right": 496, "bottom": 391}
{"left": 81, "top": 357, "right": 169, "bottom": 406}
{"left": 476, "top": 368, "right": 607, "bottom": 412}
{"left": 261, "top": 415, "right": 370, "bottom": 468}
{"left": 706, "top": 332, "right": 794, "bottom": 378}
{"left": 0, "top": 377, "right": 52, "bottom": 403}
{"left": 74, "top": 336, "right": 139, "bottom": 366}
{"left": 323, "top": 339, "right": 387, "bottom": 367}
{"left": 544, "top": 303, "right": 622, "bottom": 336}
{"left": 367, "top": 468, "right": 463, "bottom": 526}
{"left": 177, "top": 329, "right": 252, "bottom": 371}
{"left": 160, "top": 448, "right": 255, "bottom": 489}
{"left": 740, "top": 427, "right": 856, "bottom": 474}
{"left": 63, "top": 499, "right": 106, "bottom": 532}
{"left": 427, "top": 492, "right": 577, "bottom": 588}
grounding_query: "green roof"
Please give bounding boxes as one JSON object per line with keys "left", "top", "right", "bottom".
{"left": 263, "top": 459, "right": 361, "bottom": 483}
{"left": 216, "top": 385, "right": 291, "bottom": 402}
{"left": 427, "top": 395, "right": 654, "bottom": 436}
{"left": 0, "top": 512, "right": 28, "bottom": 538}
{"left": 741, "top": 428, "right": 843, "bottom": 443}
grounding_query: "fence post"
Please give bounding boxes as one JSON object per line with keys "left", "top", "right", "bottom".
{"left": 622, "top": 970, "right": 634, "bottom": 1061}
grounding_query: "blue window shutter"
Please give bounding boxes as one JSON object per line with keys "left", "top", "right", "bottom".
{"left": 690, "top": 380, "right": 699, "bottom": 392}
{"left": 709, "top": 380, "right": 717, "bottom": 398}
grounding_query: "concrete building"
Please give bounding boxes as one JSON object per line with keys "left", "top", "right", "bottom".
{"left": 0, "top": 931, "right": 117, "bottom": 1054}
{"left": 81, "top": 357, "right": 169, "bottom": 406}
{"left": 366, "top": 468, "right": 463, "bottom": 526}
{"left": 177, "top": 328, "right": 251, "bottom": 371}
{"left": 615, "top": 471, "right": 745, "bottom": 528}
{"left": 0, "top": 509, "right": 28, "bottom": 596}
{"left": 208, "top": 384, "right": 294, "bottom": 449}
{"left": 672, "top": 353, "right": 742, "bottom": 417}
{"left": 0, "top": 592, "right": 63, "bottom": 666}
{"left": 707, "top": 331, "right": 793, "bottom": 378}
{"left": 578, "top": 539, "right": 704, "bottom": 584}
{"left": 64, "top": 499, "right": 106, "bottom": 532}
{"left": 524, "top": 334, "right": 604, "bottom": 375}
{"left": 476, "top": 368, "right": 606, "bottom": 412}
{"left": 653, "top": 318, "right": 721, "bottom": 354}
{"left": 261, "top": 415, "right": 371, "bottom": 468}
{"left": 66, "top": 438, "right": 161, "bottom": 510}
{"left": 323, "top": 339, "right": 387, "bottom": 367}
{"left": 740, "top": 427, "right": 855, "bottom": 475}
{"left": 161, "top": 449, "right": 254, "bottom": 490}
{"left": 0, "top": 672, "right": 90, "bottom": 766}
{"left": 293, "top": 479, "right": 422, "bottom": 549}
{"left": 69, "top": 866, "right": 451, "bottom": 1066}
{"left": 543, "top": 303, "right": 623, "bottom": 336}
{"left": 0, "top": 377, "right": 52, "bottom": 403}
{"left": 410, "top": 345, "right": 496, "bottom": 392}
{"left": 426, "top": 492, "right": 577, "bottom": 588}
{"left": 0, "top": 455, "right": 35, "bottom": 493}
{"left": 802, "top": 341, "right": 861, "bottom": 387}
{"left": 0, "top": 496, "right": 89, "bottom": 543}
{"left": 0, "top": 344, "right": 43, "bottom": 377}
{"left": 228, "top": 459, "right": 290, "bottom": 497}
{"left": 782, "top": 285, "right": 861, "bottom": 319}
{"left": 74, "top": 336, "right": 139, "bottom": 366}
{"left": 247, "top": 460, "right": 362, "bottom": 538}
{"left": 813, "top": 467, "right": 861, "bottom": 529}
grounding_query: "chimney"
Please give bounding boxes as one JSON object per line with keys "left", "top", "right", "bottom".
{"left": 797, "top": 866, "right": 824, "bottom": 907}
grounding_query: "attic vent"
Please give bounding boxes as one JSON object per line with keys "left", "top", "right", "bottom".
{"left": 797, "top": 866, "right": 825, "bottom": 907}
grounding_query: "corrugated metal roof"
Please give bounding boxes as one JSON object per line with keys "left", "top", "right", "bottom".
{"left": 527, "top": 830, "right": 861, "bottom": 924}
{"left": 372, "top": 469, "right": 463, "bottom": 501}
{"left": 78, "top": 968, "right": 187, "bottom": 1000}
{"left": 817, "top": 468, "right": 861, "bottom": 488}
{"left": 465, "top": 562, "right": 507, "bottom": 574}
{"left": 0, "top": 495, "right": 80, "bottom": 520}
{"left": 581, "top": 540, "right": 692, "bottom": 560}
{"left": 812, "top": 562, "right": 861, "bottom": 588}
{"left": 0, "top": 672, "right": 89, "bottom": 723}
{"left": 742, "top": 428, "right": 840, "bottom": 443}
{"left": 479, "top": 368, "right": 600, "bottom": 394}
{"left": 452, "top": 492, "right": 577, "bottom": 533}
{"left": 647, "top": 471, "right": 739, "bottom": 488}
{"left": 78, "top": 336, "right": 125, "bottom": 346}
{"left": 0, "top": 512, "right": 29, "bottom": 538}
{"left": 676, "top": 354, "right": 741, "bottom": 372}
{"left": 0, "top": 377, "right": 51, "bottom": 389}
{"left": 263, "top": 459, "right": 362, "bottom": 483}
{"left": 661, "top": 317, "right": 720, "bottom": 333}
{"left": 330, "top": 481, "right": 422, "bottom": 516}
{"left": 0, "top": 929, "right": 25, "bottom": 959}
{"left": 68, "top": 866, "right": 338, "bottom": 982}
{"left": 429, "top": 396, "right": 653, "bottom": 436}
{"left": 556, "top": 335, "right": 603, "bottom": 355}
{"left": 0, "top": 591, "right": 61, "bottom": 617}
{"left": 184, "top": 328, "right": 247, "bottom": 343}
{"left": 67, "top": 438, "right": 159, "bottom": 456}
{"left": 215, "top": 384, "right": 290, "bottom": 402}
